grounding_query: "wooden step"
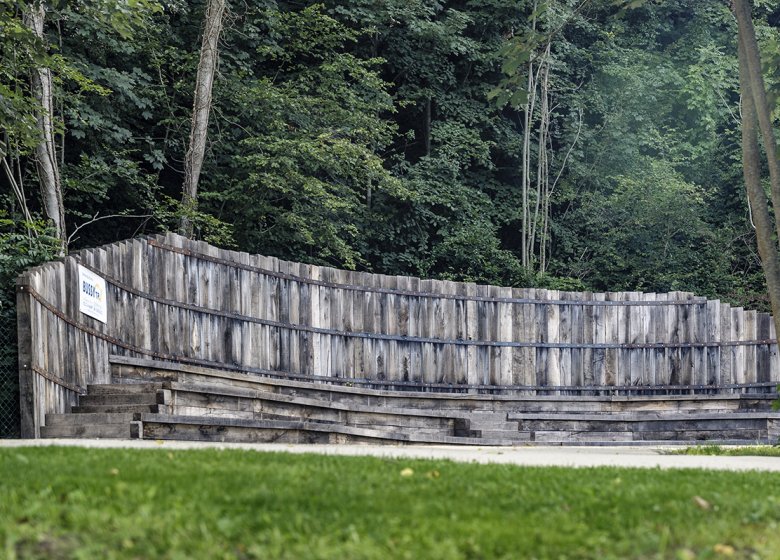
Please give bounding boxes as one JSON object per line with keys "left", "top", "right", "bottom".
{"left": 72, "top": 404, "right": 160, "bottom": 414}
{"left": 87, "top": 383, "right": 166, "bottom": 395}
{"left": 109, "top": 356, "right": 776, "bottom": 415}
{"left": 133, "top": 414, "right": 511, "bottom": 446}
{"left": 41, "top": 423, "right": 134, "bottom": 439}
{"left": 45, "top": 412, "right": 135, "bottom": 427}
{"left": 79, "top": 392, "right": 163, "bottom": 406}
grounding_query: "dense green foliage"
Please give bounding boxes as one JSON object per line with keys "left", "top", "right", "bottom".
{"left": 2, "top": 0, "right": 780, "bottom": 306}
{"left": 0, "top": 219, "right": 59, "bottom": 437}
{"left": 3, "top": 447, "right": 780, "bottom": 558}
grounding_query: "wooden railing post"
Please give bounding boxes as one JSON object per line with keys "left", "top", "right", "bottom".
{"left": 16, "top": 273, "right": 38, "bottom": 438}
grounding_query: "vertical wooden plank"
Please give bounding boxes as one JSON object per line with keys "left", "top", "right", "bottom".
{"left": 441, "top": 280, "right": 459, "bottom": 385}
{"left": 706, "top": 300, "right": 721, "bottom": 386}
{"left": 453, "top": 281, "right": 468, "bottom": 386}
{"left": 692, "top": 299, "right": 707, "bottom": 386}
{"left": 465, "top": 282, "right": 479, "bottom": 386}
{"left": 277, "top": 259, "right": 291, "bottom": 373}
{"left": 333, "top": 268, "right": 349, "bottom": 379}
{"left": 732, "top": 307, "right": 745, "bottom": 385}
{"left": 288, "top": 260, "right": 303, "bottom": 376}
{"left": 320, "top": 267, "right": 333, "bottom": 377}
{"left": 639, "top": 293, "right": 653, "bottom": 386}
{"left": 769, "top": 317, "right": 779, "bottom": 384}
{"left": 666, "top": 292, "right": 681, "bottom": 386}
{"left": 571, "top": 292, "right": 586, "bottom": 389}
{"left": 384, "top": 275, "right": 400, "bottom": 381}
{"left": 470, "top": 284, "right": 485, "bottom": 385}
{"left": 628, "top": 292, "right": 642, "bottom": 386}
{"left": 16, "top": 272, "right": 37, "bottom": 437}
{"left": 511, "top": 288, "right": 526, "bottom": 387}
{"left": 308, "top": 265, "right": 321, "bottom": 376}
{"left": 396, "top": 275, "right": 410, "bottom": 382}
{"left": 744, "top": 309, "right": 757, "bottom": 384}
{"left": 719, "top": 302, "right": 733, "bottom": 386}
{"left": 680, "top": 294, "right": 695, "bottom": 386}
{"left": 237, "top": 252, "right": 253, "bottom": 369}
{"left": 408, "top": 276, "right": 422, "bottom": 383}
{"left": 757, "top": 312, "right": 771, "bottom": 383}
{"left": 545, "top": 290, "right": 561, "bottom": 390}
{"left": 621, "top": 292, "right": 632, "bottom": 387}
{"left": 358, "top": 271, "right": 374, "bottom": 379}
{"left": 298, "top": 262, "right": 313, "bottom": 375}
{"left": 558, "top": 292, "right": 571, "bottom": 389}
{"left": 492, "top": 285, "right": 510, "bottom": 386}
{"left": 591, "top": 292, "right": 605, "bottom": 387}
{"left": 534, "top": 289, "right": 547, "bottom": 388}
{"left": 604, "top": 292, "right": 619, "bottom": 387}
{"left": 653, "top": 294, "right": 668, "bottom": 385}
{"left": 249, "top": 254, "right": 265, "bottom": 371}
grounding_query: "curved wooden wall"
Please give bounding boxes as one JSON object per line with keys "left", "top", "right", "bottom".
{"left": 17, "top": 232, "right": 780, "bottom": 436}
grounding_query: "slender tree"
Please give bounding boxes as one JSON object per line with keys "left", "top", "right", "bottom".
{"left": 24, "top": 0, "right": 66, "bottom": 255}
{"left": 734, "top": 0, "right": 780, "bottom": 335}
{"left": 180, "top": 0, "right": 226, "bottom": 237}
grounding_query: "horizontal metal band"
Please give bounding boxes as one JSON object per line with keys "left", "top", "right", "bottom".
{"left": 31, "top": 365, "right": 86, "bottom": 395}
{"left": 147, "top": 239, "right": 711, "bottom": 308}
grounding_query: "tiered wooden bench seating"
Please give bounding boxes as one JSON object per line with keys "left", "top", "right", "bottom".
{"left": 39, "top": 355, "right": 780, "bottom": 445}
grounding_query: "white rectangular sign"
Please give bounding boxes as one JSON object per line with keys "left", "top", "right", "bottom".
{"left": 78, "top": 264, "right": 108, "bottom": 324}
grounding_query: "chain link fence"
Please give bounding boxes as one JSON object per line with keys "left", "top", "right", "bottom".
{"left": 0, "top": 306, "right": 20, "bottom": 438}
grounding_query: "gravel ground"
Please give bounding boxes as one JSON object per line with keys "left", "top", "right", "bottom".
{"left": 3, "top": 439, "right": 780, "bottom": 471}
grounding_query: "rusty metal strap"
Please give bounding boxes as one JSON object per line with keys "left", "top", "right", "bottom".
{"left": 21, "top": 279, "right": 779, "bottom": 351}
{"left": 31, "top": 365, "right": 86, "bottom": 395}
{"left": 21, "top": 284, "right": 189, "bottom": 364}
{"left": 147, "top": 239, "right": 709, "bottom": 307}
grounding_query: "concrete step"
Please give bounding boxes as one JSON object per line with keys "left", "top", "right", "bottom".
{"left": 79, "top": 392, "right": 162, "bottom": 406}
{"left": 41, "top": 423, "right": 134, "bottom": 439}
{"left": 45, "top": 412, "right": 135, "bottom": 427}
{"left": 87, "top": 383, "right": 165, "bottom": 395}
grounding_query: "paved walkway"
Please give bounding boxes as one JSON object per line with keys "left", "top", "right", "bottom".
{"left": 3, "top": 439, "right": 780, "bottom": 471}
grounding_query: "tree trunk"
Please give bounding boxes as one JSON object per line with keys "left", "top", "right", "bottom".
{"left": 736, "top": 6, "right": 780, "bottom": 338}
{"left": 180, "top": 0, "right": 226, "bottom": 237}
{"left": 734, "top": 0, "right": 780, "bottom": 241}
{"left": 24, "top": 1, "right": 65, "bottom": 255}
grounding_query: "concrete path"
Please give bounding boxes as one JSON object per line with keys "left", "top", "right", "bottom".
{"left": 3, "top": 439, "right": 780, "bottom": 471}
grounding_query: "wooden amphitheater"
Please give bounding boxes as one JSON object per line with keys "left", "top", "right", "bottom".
{"left": 16, "top": 233, "right": 780, "bottom": 444}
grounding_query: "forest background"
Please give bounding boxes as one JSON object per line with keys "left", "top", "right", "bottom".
{"left": 2, "top": 0, "right": 780, "bottom": 436}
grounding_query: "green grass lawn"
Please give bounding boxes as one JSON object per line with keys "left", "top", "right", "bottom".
{"left": 2, "top": 447, "right": 780, "bottom": 559}
{"left": 674, "top": 445, "right": 780, "bottom": 457}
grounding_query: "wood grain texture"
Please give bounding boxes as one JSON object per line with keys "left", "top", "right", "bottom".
{"left": 17, "top": 233, "right": 780, "bottom": 436}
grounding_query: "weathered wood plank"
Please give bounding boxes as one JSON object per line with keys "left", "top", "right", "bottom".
{"left": 558, "top": 293, "right": 572, "bottom": 388}
{"left": 591, "top": 292, "right": 606, "bottom": 387}
{"left": 545, "top": 290, "right": 561, "bottom": 390}
{"left": 465, "top": 282, "right": 479, "bottom": 386}
{"left": 604, "top": 292, "right": 619, "bottom": 386}
{"left": 744, "top": 309, "right": 757, "bottom": 384}
{"left": 732, "top": 307, "right": 745, "bottom": 385}
{"left": 706, "top": 300, "right": 721, "bottom": 386}
{"left": 719, "top": 302, "right": 733, "bottom": 385}
{"left": 18, "top": 232, "right": 780, "bottom": 438}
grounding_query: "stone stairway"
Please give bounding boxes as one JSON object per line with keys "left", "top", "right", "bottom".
{"left": 40, "top": 356, "right": 780, "bottom": 445}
